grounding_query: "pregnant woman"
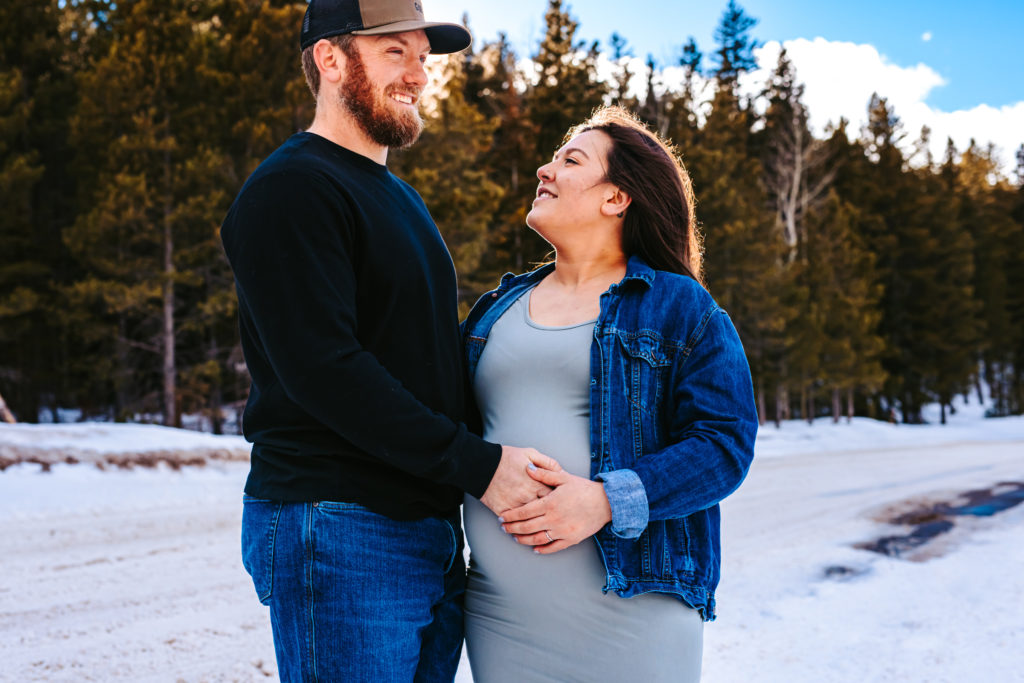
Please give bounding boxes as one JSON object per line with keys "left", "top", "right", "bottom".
{"left": 461, "top": 106, "right": 758, "bottom": 682}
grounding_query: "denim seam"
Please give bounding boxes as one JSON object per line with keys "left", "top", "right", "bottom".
{"left": 631, "top": 360, "right": 643, "bottom": 456}
{"left": 262, "top": 501, "right": 283, "bottom": 604}
{"left": 606, "top": 327, "right": 687, "bottom": 351}
{"left": 305, "top": 503, "right": 318, "bottom": 682}
{"left": 679, "top": 304, "right": 720, "bottom": 365}
{"left": 441, "top": 518, "right": 458, "bottom": 574}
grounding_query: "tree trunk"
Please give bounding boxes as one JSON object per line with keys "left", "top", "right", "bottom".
{"left": 977, "top": 363, "right": 988, "bottom": 405}
{"left": 209, "top": 336, "right": 223, "bottom": 435}
{"left": 756, "top": 377, "right": 766, "bottom": 426}
{"left": 774, "top": 383, "right": 784, "bottom": 428}
{"left": 162, "top": 128, "right": 177, "bottom": 428}
{"left": 0, "top": 389, "right": 17, "bottom": 423}
{"left": 807, "top": 385, "right": 815, "bottom": 425}
{"left": 831, "top": 386, "right": 840, "bottom": 423}
{"left": 940, "top": 401, "right": 947, "bottom": 425}
{"left": 116, "top": 317, "right": 130, "bottom": 420}
{"left": 845, "top": 387, "right": 854, "bottom": 423}
{"left": 511, "top": 163, "right": 523, "bottom": 272}
{"left": 800, "top": 381, "right": 808, "bottom": 423}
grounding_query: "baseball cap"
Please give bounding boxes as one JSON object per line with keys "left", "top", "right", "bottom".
{"left": 300, "top": 0, "right": 473, "bottom": 54}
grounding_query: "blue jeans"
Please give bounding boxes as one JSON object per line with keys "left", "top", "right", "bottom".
{"left": 241, "top": 496, "right": 465, "bottom": 682}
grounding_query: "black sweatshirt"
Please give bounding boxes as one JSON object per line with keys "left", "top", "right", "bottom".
{"left": 220, "top": 132, "right": 501, "bottom": 519}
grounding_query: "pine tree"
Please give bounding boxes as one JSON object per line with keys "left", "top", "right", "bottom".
{"left": 0, "top": 0, "right": 81, "bottom": 420}
{"left": 689, "top": 90, "right": 793, "bottom": 424}
{"left": 637, "top": 56, "right": 666, "bottom": 135}
{"left": 711, "top": 0, "right": 759, "bottom": 90}
{"left": 66, "top": 0, "right": 237, "bottom": 425}
{"left": 660, "top": 39, "right": 703, "bottom": 179}
{"left": 496, "top": 0, "right": 609, "bottom": 271}
{"left": 954, "top": 140, "right": 1023, "bottom": 415}
{"left": 686, "top": 2, "right": 796, "bottom": 425}
{"left": 608, "top": 33, "right": 638, "bottom": 111}
{"left": 1008, "top": 151, "right": 1024, "bottom": 412}
{"left": 804, "top": 194, "right": 886, "bottom": 422}
{"left": 835, "top": 95, "right": 919, "bottom": 420}
{"left": 527, "top": 1, "right": 608, "bottom": 163}
{"left": 391, "top": 54, "right": 505, "bottom": 310}
{"left": 463, "top": 32, "right": 537, "bottom": 283}
{"left": 910, "top": 143, "right": 979, "bottom": 423}
{"left": 759, "top": 48, "right": 834, "bottom": 258}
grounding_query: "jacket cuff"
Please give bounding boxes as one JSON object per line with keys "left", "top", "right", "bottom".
{"left": 595, "top": 469, "right": 649, "bottom": 539}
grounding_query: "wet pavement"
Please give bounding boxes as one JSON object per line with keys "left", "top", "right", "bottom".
{"left": 855, "top": 481, "right": 1024, "bottom": 559}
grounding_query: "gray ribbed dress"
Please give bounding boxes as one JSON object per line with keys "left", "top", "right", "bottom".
{"left": 464, "top": 288, "right": 703, "bottom": 683}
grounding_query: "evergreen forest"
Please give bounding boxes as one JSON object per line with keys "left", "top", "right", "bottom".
{"left": 2, "top": 0, "right": 1023, "bottom": 430}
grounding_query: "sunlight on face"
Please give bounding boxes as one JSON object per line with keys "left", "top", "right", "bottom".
{"left": 526, "top": 130, "right": 616, "bottom": 240}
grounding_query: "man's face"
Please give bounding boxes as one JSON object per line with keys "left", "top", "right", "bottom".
{"left": 339, "top": 32, "right": 431, "bottom": 150}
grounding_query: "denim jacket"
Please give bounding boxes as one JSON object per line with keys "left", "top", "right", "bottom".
{"left": 462, "top": 255, "right": 758, "bottom": 620}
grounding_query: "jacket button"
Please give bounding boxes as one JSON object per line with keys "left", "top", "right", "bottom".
{"left": 491, "top": 293, "right": 498, "bottom": 298}
{"left": 312, "top": 501, "right": 319, "bottom": 507}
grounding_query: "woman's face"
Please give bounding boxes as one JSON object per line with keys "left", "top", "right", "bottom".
{"left": 526, "top": 129, "right": 618, "bottom": 240}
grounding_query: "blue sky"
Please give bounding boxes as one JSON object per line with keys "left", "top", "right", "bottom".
{"left": 427, "top": 0, "right": 1023, "bottom": 112}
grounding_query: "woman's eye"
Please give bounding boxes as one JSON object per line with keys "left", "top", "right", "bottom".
{"left": 565, "top": 157, "right": 578, "bottom": 165}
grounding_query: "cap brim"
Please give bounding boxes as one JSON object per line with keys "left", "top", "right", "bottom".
{"left": 351, "top": 20, "right": 472, "bottom": 54}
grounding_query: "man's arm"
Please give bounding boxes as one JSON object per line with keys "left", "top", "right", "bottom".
{"left": 222, "top": 171, "right": 550, "bottom": 508}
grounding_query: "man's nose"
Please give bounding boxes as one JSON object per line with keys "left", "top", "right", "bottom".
{"left": 405, "top": 58, "right": 428, "bottom": 87}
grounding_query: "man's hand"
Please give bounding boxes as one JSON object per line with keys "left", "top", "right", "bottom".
{"left": 479, "top": 446, "right": 561, "bottom": 515}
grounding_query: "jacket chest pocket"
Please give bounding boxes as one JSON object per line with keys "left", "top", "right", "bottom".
{"left": 617, "top": 332, "right": 673, "bottom": 412}
{"left": 615, "top": 332, "right": 673, "bottom": 456}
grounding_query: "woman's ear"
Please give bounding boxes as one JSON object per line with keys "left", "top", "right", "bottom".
{"left": 601, "top": 187, "right": 632, "bottom": 218}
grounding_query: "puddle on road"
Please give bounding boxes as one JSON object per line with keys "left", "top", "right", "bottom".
{"left": 854, "top": 482, "right": 1024, "bottom": 561}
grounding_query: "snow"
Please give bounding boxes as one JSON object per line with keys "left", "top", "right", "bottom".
{"left": 1, "top": 398, "right": 1022, "bottom": 682}
{"left": 0, "top": 422, "right": 248, "bottom": 454}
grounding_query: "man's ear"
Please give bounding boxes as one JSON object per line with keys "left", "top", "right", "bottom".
{"left": 314, "top": 39, "right": 346, "bottom": 88}
{"left": 601, "top": 187, "right": 632, "bottom": 218}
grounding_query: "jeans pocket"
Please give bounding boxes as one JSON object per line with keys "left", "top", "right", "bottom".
{"left": 241, "top": 496, "right": 282, "bottom": 606}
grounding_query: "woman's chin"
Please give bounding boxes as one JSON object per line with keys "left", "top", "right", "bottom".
{"left": 525, "top": 214, "right": 553, "bottom": 241}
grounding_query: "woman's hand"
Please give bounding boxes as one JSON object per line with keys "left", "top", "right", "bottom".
{"left": 499, "top": 466, "right": 612, "bottom": 554}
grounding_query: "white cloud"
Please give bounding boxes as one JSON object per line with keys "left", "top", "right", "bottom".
{"left": 749, "top": 38, "right": 1024, "bottom": 176}
{"left": 922, "top": 31, "right": 933, "bottom": 42}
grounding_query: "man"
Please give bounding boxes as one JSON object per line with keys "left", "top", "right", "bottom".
{"left": 219, "top": 1, "right": 556, "bottom": 680}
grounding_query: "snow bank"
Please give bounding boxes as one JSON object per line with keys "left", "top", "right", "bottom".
{"left": 0, "top": 423, "right": 249, "bottom": 470}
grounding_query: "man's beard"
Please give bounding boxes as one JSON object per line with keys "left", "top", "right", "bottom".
{"left": 339, "top": 49, "right": 423, "bottom": 150}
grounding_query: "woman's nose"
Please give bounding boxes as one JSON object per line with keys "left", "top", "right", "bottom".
{"left": 537, "top": 163, "right": 553, "bottom": 181}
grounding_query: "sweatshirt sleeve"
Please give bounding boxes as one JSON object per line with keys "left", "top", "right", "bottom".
{"left": 221, "top": 170, "right": 501, "bottom": 498}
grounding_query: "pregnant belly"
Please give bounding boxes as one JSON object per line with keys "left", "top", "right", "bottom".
{"left": 463, "top": 493, "right": 608, "bottom": 606}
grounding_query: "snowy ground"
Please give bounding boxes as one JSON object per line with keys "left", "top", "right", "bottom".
{"left": 1, "top": 396, "right": 1022, "bottom": 682}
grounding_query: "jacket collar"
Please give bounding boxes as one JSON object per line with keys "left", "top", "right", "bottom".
{"left": 620, "top": 254, "right": 655, "bottom": 289}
